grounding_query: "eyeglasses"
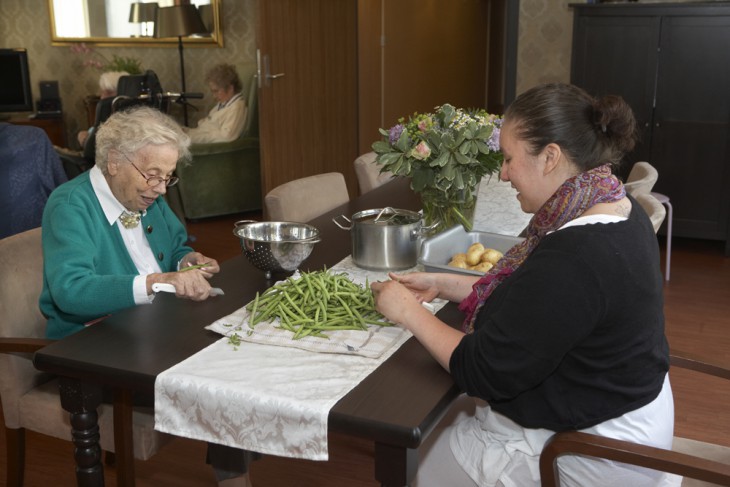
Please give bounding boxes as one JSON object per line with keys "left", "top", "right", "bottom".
{"left": 128, "top": 160, "right": 179, "bottom": 188}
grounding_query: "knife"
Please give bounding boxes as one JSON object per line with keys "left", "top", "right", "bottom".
{"left": 152, "top": 283, "right": 225, "bottom": 296}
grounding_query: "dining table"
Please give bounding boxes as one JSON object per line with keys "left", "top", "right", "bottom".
{"left": 33, "top": 176, "right": 529, "bottom": 487}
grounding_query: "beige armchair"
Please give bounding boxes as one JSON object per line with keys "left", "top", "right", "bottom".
{"left": 0, "top": 227, "right": 168, "bottom": 486}
{"left": 624, "top": 161, "right": 659, "bottom": 196}
{"left": 634, "top": 192, "right": 667, "bottom": 234}
{"left": 264, "top": 172, "right": 350, "bottom": 222}
{"left": 353, "top": 151, "right": 395, "bottom": 195}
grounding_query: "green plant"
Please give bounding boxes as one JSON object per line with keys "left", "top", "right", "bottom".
{"left": 70, "top": 43, "right": 143, "bottom": 74}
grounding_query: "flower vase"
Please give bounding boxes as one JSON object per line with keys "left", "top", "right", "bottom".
{"left": 420, "top": 185, "right": 479, "bottom": 237}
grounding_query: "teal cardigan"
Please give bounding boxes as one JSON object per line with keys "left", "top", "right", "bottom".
{"left": 40, "top": 171, "right": 193, "bottom": 339}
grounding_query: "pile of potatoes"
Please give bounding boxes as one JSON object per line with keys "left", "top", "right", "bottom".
{"left": 448, "top": 242, "right": 504, "bottom": 273}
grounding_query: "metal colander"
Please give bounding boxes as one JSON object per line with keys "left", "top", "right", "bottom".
{"left": 233, "top": 220, "right": 321, "bottom": 279}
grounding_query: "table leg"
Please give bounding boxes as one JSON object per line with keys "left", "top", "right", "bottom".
{"left": 374, "top": 442, "right": 418, "bottom": 487}
{"left": 58, "top": 377, "right": 105, "bottom": 487}
{"left": 113, "top": 388, "right": 136, "bottom": 487}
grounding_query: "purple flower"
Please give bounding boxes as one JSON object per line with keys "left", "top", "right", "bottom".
{"left": 487, "top": 123, "right": 501, "bottom": 152}
{"left": 389, "top": 124, "right": 405, "bottom": 145}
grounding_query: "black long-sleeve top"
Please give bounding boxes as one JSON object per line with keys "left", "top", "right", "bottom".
{"left": 449, "top": 199, "right": 670, "bottom": 431}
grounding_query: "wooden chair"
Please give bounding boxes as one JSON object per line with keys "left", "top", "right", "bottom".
{"left": 0, "top": 227, "right": 169, "bottom": 486}
{"left": 540, "top": 350, "right": 730, "bottom": 487}
{"left": 264, "top": 172, "right": 349, "bottom": 222}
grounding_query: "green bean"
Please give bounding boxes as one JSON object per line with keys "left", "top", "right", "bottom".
{"left": 243, "top": 268, "right": 391, "bottom": 340}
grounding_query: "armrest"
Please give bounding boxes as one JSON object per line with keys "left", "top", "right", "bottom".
{"left": 0, "top": 337, "right": 54, "bottom": 354}
{"left": 189, "top": 136, "right": 259, "bottom": 157}
{"left": 539, "top": 431, "right": 730, "bottom": 487}
{"left": 670, "top": 350, "right": 730, "bottom": 380}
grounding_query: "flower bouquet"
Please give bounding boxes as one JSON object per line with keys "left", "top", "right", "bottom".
{"left": 372, "top": 104, "right": 503, "bottom": 235}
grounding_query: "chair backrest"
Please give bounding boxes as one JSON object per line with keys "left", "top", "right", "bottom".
{"left": 634, "top": 192, "right": 667, "bottom": 233}
{"left": 242, "top": 74, "right": 258, "bottom": 138}
{"left": 265, "top": 172, "right": 349, "bottom": 222}
{"left": 354, "top": 151, "right": 394, "bottom": 194}
{"left": 0, "top": 227, "right": 47, "bottom": 427}
{"left": 624, "top": 161, "right": 659, "bottom": 196}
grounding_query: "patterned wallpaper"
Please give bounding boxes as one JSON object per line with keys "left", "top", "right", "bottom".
{"left": 0, "top": 0, "right": 256, "bottom": 146}
{"left": 515, "top": 0, "right": 576, "bottom": 94}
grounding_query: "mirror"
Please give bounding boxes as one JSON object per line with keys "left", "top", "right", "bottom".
{"left": 48, "top": 0, "right": 222, "bottom": 47}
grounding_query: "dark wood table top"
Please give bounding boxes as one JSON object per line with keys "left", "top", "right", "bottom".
{"left": 34, "top": 177, "right": 462, "bottom": 450}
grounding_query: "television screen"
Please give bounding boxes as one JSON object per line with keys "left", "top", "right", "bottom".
{"left": 0, "top": 48, "right": 33, "bottom": 113}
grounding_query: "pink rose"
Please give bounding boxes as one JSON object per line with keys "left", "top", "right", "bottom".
{"left": 411, "top": 141, "right": 431, "bottom": 160}
{"left": 417, "top": 117, "right": 433, "bottom": 132}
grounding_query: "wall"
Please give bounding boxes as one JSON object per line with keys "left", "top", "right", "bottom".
{"left": 516, "top": 0, "right": 575, "bottom": 94}
{"left": 0, "top": 0, "right": 256, "bottom": 145}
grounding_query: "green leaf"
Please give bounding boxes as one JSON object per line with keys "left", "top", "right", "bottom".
{"left": 395, "top": 131, "right": 410, "bottom": 152}
{"left": 372, "top": 140, "right": 392, "bottom": 153}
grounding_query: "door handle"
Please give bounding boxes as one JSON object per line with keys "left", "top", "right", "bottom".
{"left": 261, "top": 53, "right": 285, "bottom": 87}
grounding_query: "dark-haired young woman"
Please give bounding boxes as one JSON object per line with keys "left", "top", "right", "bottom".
{"left": 371, "top": 83, "right": 679, "bottom": 486}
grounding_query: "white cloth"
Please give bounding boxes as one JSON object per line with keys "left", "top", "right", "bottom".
{"left": 154, "top": 257, "right": 447, "bottom": 461}
{"left": 447, "top": 375, "right": 680, "bottom": 487}
{"left": 187, "top": 92, "right": 247, "bottom": 144}
{"left": 89, "top": 166, "right": 159, "bottom": 304}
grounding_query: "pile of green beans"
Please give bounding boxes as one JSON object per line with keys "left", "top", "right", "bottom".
{"left": 245, "top": 269, "right": 391, "bottom": 340}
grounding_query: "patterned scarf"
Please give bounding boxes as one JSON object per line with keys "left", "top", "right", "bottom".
{"left": 458, "top": 164, "right": 625, "bottom": 333}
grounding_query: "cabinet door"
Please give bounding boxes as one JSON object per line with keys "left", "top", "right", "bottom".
{"left": 571, "top": 14, "right": 660, "bottom": 173}
{"left": 652, "top": 15, "right": 730, "bottom": 240}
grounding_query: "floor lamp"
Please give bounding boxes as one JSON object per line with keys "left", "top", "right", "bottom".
{"left": 155, "top": 5, "right": 207, "bottom": 127}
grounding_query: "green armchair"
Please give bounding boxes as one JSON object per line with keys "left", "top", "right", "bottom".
{"left": 166, "top": 73, "right": 262, "bottom": 220}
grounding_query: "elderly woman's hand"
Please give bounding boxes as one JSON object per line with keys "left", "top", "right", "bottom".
{"left": 179, "top": 252, "right": 220, "bottom": 279}
{"left": 149, "top": 270, "right": 216, "bottom": 301}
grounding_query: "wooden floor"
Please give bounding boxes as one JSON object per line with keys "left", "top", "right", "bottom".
{"left": 2, "top": 211, "right": 729, "bottom": 486}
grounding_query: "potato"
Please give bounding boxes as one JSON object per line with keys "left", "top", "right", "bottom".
{"left": 480, "top": 248, "right": 504, "bottom": 264}
{"left": 473, "top": 261, "right": 494, "bottom": 273}
{"left": 448, "top": 259, "right": 468, "bottom": 269}
{"left": 466, "top": 244, "right": 485, "bottom": 266}
{"left": 451, "top": 252, "right": 467, "bottom": 263}
{"left": 467, "top": 242, "right": 485, "bottom": 254}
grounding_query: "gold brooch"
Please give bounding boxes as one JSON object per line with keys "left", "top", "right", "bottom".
{"left": 119, "top": 211, "right": 141, "bottom": 229}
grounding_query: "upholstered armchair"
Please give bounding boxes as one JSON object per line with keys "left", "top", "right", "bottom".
{"left": 166, "top": 71, "right": 262, "bottom": 220}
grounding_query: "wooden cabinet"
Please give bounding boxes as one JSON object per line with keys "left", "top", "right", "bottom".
{"left": 9, "top": 116, "right": 67, "bottom": 147}
{"left": 571, "top": 3, "right": 730, "bottom": 251}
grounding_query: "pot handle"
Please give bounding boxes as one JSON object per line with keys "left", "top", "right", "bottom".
{"left": 332, "top": 214, "right": 352, "bottom": 230}
{"left": 418, "top": 218, "right": 441, "bottom": 236}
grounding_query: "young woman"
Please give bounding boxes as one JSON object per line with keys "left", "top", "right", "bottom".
{"left": 371, "top": 83, "right": 679, "bottom": 487}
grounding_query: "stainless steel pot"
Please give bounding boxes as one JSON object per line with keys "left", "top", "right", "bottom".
{"left": 333, "top": 207, "right": 426, "bottom": 270}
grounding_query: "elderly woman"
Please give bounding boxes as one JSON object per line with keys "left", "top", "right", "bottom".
{"left": 41, "top": 106, "right": 257, "bottom": 486}
{"left": 371, "top": 84, "right": 679, "bottom": 486}
{"left": 77, "top": 70, "right": 129, "bottom": 148}
{"left": 186, "top": 63, "right": 247, "bottom": 143}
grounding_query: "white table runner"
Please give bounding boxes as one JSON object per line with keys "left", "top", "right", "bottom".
{"left": 154, "top": 257, "right": 447, "bottom": 461}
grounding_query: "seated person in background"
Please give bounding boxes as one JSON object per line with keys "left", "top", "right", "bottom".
{"left": 0, "top": 122, "right": 67, "bottom": 239}
{"left": 371, "top": 83, "right": 678, "bottom": 486}
{"left": 77, "top": 70, "right": 129, "bottom": 149}
{"left": 40, "top": 106, "right": 258, "bottom": 487}
{"left": 186, "top": 63, "right": 247, "bottom": 143}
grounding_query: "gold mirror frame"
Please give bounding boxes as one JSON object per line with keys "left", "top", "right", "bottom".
{"left": 48, "top": 0, "right": 223, "bottom": 47}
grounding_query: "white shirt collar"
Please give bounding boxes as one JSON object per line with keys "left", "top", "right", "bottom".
{"left": 90, "top": 165, "right": 135, "bottom": 226}
{"left": 218, "top": 91, "right": 243, "bottom": 110}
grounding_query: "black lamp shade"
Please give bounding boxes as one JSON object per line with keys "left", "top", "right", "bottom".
{"left": 129, "top": 2, "right": 159, "bottom": 23}
{"left": 155, "top": 5, "right": 208, "bottom": 38}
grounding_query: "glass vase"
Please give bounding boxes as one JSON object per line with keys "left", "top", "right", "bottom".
{"left": 420, "top": 185, "right": 478, "bottom": 237}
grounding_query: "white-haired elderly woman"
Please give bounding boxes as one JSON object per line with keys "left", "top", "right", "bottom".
{"left": 186, "top": 63, "right": 247, "bottom": 143}
{"left": 40, "top": 105, "right": 258, "bottom": 487}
